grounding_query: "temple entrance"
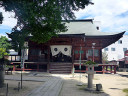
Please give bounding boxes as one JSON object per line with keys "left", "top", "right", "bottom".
{"left": 50, "top": 45, "right": 72, "bottom": 62}
{"left": 52, "top": 52, "right": 72, "bottom": 62}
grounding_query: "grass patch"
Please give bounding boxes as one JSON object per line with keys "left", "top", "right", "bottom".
{"left": 123, "top": 88, "right": 128, "bottom": 96}
{"left": 123, "top": 88, "right": 128, "bottom": 93}
{"left": 77, "top": 84, "right": 87, "bottom": 90}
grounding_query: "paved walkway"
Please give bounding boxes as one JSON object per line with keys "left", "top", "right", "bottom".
{"left": 25, "top": 77, "right": 63, "bottom": 96}
{"left": 5, "top": 72, "right": 64, "bottom": 96}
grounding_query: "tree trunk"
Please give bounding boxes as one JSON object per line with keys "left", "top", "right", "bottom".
{"left": 0, "top": 64, "right": 4, "bottom": 88}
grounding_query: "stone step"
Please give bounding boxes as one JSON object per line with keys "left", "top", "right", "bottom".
{"left": 51, "top": 71, "right": 71, "bottom": 74}
{"left": 50, "top": 70, "right": 71, "bottom": 73}
{"left": 50, "top": 66, "right": 72, "bottom": 69}
{"left": 50, "top": 63, "right": 72, "bottom": 65}
{"left": 50, "top": 63, "right": 72, "bottom": 74}
{"left": 50, "top": 69, "right": 71, "bottom": 71}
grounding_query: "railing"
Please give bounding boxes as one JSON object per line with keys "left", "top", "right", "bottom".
{"left": 74, "top": 60, "right": 87, "bottom": 63}
{"left": 73, "top": 63, "right": 118, "bottom": 74}
{"left": 8, "top": 55, "right": 47, "bottom": 62}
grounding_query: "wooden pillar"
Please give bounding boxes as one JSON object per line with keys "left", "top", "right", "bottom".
{"left": 72, "top": 45, "right": 74, "bottom": 64}
{"left": 102, "top": 65, "right": 105, "bottom": 74}
{"left": 47, "top": 45, "right": 50, "bottom": 73}
{"left": 11, "top": 56, "right": 12, "bottom": 61}
{"left": 110, "top": 66, "right": 112, "bottom": 73}
{"left": 37, "top": 63, "right": 39, "bottom": 71}
{"left": 71, "top": 45, "right": 74, "bottom": 73}
{"left": 99, "top": 49, "right": 102, "bottom": 63}
{"left": 13, "top": 64, "right": 15, "bottom": 71}
{"left": 86, "top": 66, "right": 88, "bottom": 71}
{"left": 106, "top": 66, "right": 108, "bottom": 71}
{"left": 22, "top": 68, "right": 25, "bottom": 71}
{"left": 114, "top": 65, "right": 117, "bottom": 74}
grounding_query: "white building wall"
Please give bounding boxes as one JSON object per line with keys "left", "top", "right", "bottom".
{"left": 102, "top": 35, "right": 128, "bottom": 61}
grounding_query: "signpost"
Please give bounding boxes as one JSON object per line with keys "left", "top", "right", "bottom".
{"left": 20, "top": 42, "right": 28, "bottom": 89}
{"left": 78, "top": 46, "right": 82, "bottom": 86}
{"left": 20, "top": 49, "right": 25, "bottom": 89}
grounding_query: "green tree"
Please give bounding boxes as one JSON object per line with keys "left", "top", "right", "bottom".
{"left": 0, "top": 13, "right": 5, "bottom": 88}
{"left": 0, "top": 36, "right": 11, "bottom": 59}
{"left": 102, "top": 52, "right": 108, "bottom": 64}
{"left": 0, "top": 0, "right": 93, "bottom": 43}
{"left": 0, "top": 12, "right": 3, "bottom": 24}
{"left": 0, "top": 37, "right": 10, "bottom": 88}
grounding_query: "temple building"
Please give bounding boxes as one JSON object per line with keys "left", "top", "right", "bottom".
{"left": 8, "top": 19, "right": 125, "bottom": 73}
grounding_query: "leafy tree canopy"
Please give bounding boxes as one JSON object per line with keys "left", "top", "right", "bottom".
{"left": 102, "top": 52, "right": 108, "bottom": 64}
{"left": 0, "top": 0, "right": 92, "bottom": 45}
{"left": 0, "top": 12, "right": 3, "bottom": 24}
{"left": 0, "top": 36, "right": 11, "bottom": 59}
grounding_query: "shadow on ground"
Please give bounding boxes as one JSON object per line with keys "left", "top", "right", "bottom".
{"left": 59, "top": 77, "right": 110, "bottom": 96}
{"left": 117, "top": 73, "right": 128, "bottom": 78}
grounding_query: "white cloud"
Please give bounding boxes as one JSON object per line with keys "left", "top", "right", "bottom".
{"left": 0, "top": 1, "right": 128, "bottom": 34}
{"left": 0, "top": 33, "right": 7, "bottom": 37}
{"left": 74, "top": 0, "right": 128, "bottom": 33}
{"left": 0, "top": 8, "right": 17, "bottom": 29}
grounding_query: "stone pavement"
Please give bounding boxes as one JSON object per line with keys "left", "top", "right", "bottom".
{"left": 25, "top": 77, "right": 63, "bottom": 96}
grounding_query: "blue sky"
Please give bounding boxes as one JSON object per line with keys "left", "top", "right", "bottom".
{"left": 74, "top": 0, "right": 128, "bottom": 35}
{"left": 0, "top": 0, "right": 128, "bottom": 37}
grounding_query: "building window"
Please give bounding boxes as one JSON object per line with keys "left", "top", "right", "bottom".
{"left": 123, "top": 48, "right": 127, "bottom": 52}
{"left": 118, "top": 40, "right": 122, "bottom": 44}
{"left": 87, "top": 49, "right": 99, "bottom": 56}
{"left": 94, "top": 49, "right": 99, "bottom": 56}
{"left": 88, "top": 49, "right": 93, "bottom": 56}
{"left": 104, "top": 48, "right": 108, "bottom": 51}
{"left": 111, "top": 48, "right": 115, "bottom": 51}
{"left": 75, "top": 50, "right": 84, "bottom": 54}
{"left": 79, "top": 50, "right": 84, "bottom": 54}
{"left": 96, "top": 27, "right": 99, "bottom": 30}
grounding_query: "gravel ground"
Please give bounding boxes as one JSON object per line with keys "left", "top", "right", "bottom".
{"left": 0, "top": 80, "right": 43, "bottom": 96}
{"left": 0, "top": 72, "right": 128, "bottom": 96}
{"left": 59, "top": 72, "right": 128, "bottom": 96}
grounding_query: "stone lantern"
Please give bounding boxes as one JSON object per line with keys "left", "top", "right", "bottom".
{"left": 86, "top": 65, "right": 96, "bottom": 90}
{"left": 84, "top": 61, "right": 98, "bottom": 91}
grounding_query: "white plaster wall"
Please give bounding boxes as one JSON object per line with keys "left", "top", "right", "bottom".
{"left": 102, "top": 35, "right": 128, "bottom": 61}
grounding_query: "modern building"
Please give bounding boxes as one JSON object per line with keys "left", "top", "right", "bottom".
{"left": 102, "top": 35, "right": 128, "bottom": 61}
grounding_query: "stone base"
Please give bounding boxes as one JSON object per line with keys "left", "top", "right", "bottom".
{"left": 85, "top": 87, "right": 95, "bottom": 91}
{"left": 77, "top": 83, "right": 83, "bottom": 86}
